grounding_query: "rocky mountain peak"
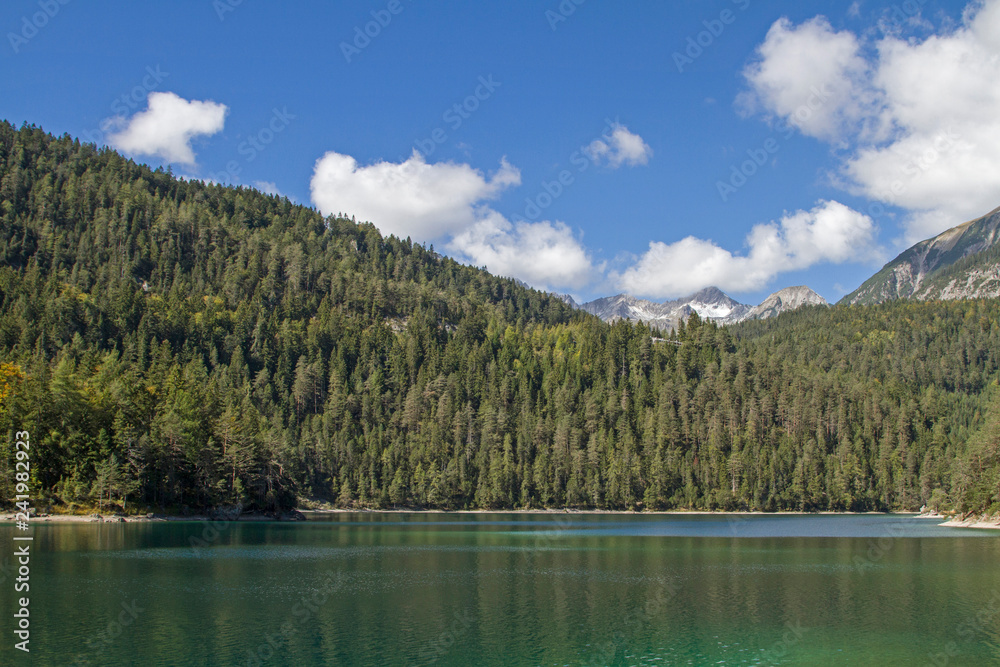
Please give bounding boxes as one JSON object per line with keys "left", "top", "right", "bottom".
{"left": 568, "top": 285, "right": 826, "bottom": 331}
{"left": 842, "top": 205, "right": 1000, "bottom": 305}
{"left": 745, "top": 286, "right": 827, "bottom": 320}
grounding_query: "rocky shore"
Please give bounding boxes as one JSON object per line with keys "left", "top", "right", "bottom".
{"left": 919, "top": 510, "right": 1000, "bottom": 530}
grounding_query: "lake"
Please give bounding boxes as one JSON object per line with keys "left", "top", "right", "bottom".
{"left": 1, "top": 513, "right": 999, "bottom": 666}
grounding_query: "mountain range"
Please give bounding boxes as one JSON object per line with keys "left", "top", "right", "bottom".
{"left": 560, "top": 285, "right": 827, "bottom": 331}
{"left": 563, "top": 204, "right": 1000, "bottom": 329}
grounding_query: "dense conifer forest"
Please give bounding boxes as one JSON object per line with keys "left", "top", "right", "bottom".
{"left": 1, "top": 121, "right": 998, "bottom": 515}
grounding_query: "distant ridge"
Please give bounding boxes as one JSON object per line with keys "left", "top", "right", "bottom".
{"left": 565, "top": 285, "right": 827, "bottom": 331}
{"left": 745, "top": 286, "right": 827, "bottom": 320}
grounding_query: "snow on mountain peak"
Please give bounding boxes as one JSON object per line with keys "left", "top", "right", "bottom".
{"left": 568, "top": 285, "right": 828, "bottom": 330}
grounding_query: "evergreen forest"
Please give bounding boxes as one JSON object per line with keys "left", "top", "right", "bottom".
{"left": 1, "top": 121, "right": 998, "bottom": 516}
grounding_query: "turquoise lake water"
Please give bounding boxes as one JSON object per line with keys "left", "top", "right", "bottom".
{"left": 1, "top": 513, "right": 999, "bottom": 666}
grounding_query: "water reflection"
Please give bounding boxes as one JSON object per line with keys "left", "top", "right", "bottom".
{"left": 0, "top": 514, "right": 997, "bottom": 666}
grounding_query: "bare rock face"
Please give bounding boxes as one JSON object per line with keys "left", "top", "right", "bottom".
{"left": 209, "top": 504, "right": 244, "bottom": 521}
{"left": 842, "top": 205, "right": 1000, "bottom": 305}
{"left": 578, "top": 288, "right": 751, "bottom": 332}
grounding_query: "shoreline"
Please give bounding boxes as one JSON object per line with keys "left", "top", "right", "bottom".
{"left": 302, "top": 508, "right": 998, "bottom": 529}
{"left": 0, "top": 510, "right": 303, "bottom": 524}
{"left": 300, "top": 508, "right": 907, "bottom": 515}
{"left": 2, "top": 508, "right": 997, "bottom": 528}
{"left": 0, "top": 507, "right": 940, "bottom": 524}
{"left": 935, "top": 513, "right": 1000, "bottom": 530}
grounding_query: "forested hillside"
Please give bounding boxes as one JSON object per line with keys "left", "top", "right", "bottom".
{"left": 0, "top": 121, "right": 998, "bottom": 516}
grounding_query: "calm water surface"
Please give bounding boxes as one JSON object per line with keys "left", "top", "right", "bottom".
{"left": 1, "top": 513, "right": 999, "bottom": 666}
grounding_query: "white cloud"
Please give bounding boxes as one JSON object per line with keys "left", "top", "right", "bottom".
{"left": 584, "top": 124, "right": 653, "bottom": 168}
{"left": 614, "top": 200, "right": 880, "bottom": 298}
{"left": 447, "top": 212, "right": 597, "bottom": 291}
{"left": 108, "top": 92, "right": 227, "bottom": 166}
{"left": 310, "top": 150, "right": 519, "bottom": 241}
{"left": 740, "top": 17, "right": 874, "bottom": 142}
{"left": 253, "top": 180, "right": 283, "bottom": 197}
{"left": 743, "top": 1, "right": 1000, "bottom": 242}
{"left": 310, "top": 150, "right": 598, "bottom": 291}
{"left": 307, "top": 121, "right": 654, "bottom": 292}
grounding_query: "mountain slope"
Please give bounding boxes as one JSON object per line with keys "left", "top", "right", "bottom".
{"left": 0, "top": 121, "right": 583, "bottom": 511}
{"left": 842, "top": 206, "right": 1000, "bottom": 305}
{"left": 3, "top": 121, "right": 1000, "bottom": 517}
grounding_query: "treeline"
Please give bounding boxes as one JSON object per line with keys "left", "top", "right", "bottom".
{"left": 0, "top": 121, "right": 997, "bottom": 515}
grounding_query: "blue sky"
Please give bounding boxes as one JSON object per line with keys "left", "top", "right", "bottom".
{"left": 2, "top": 0, "right": 997, "bottom": 305}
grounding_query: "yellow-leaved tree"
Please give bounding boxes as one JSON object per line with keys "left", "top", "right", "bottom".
{"left": 0, "top": 361, "right": 25, "bottom": 504}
